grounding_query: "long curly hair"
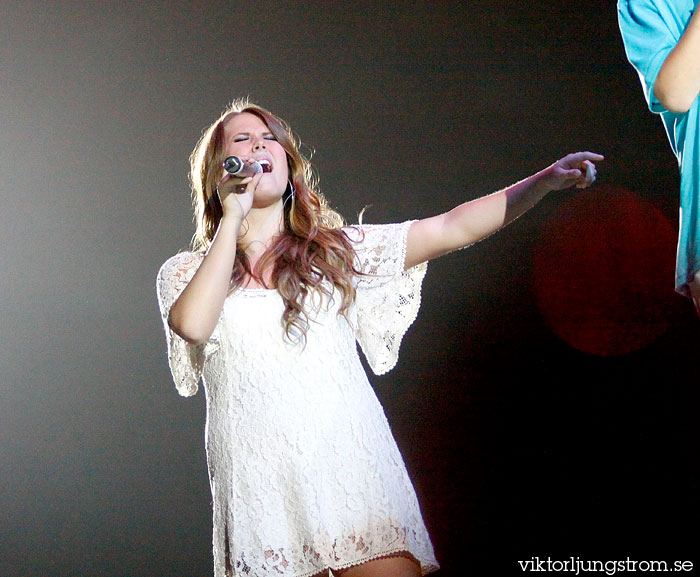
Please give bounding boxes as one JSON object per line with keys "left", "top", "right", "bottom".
{"left": 189, "top": 99, "right": 360, "bottom": 343}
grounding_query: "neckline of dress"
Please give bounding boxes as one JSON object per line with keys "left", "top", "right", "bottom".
{"left": 195, "top": 252, "right": 277, "bottom": 293}
{"left": 235, "top": 286, "right": 278, "bottom": 295}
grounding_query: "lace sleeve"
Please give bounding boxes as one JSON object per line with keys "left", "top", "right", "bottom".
{"left": 156, "top": 251, "right": 221, "bottom": 396}
{"left": 345, "top": 221, "right": 427, "bottom": 375}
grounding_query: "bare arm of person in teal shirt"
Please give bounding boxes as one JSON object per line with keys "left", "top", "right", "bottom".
{"left": 654, "top": 7, "right": 700, "bottom": 113}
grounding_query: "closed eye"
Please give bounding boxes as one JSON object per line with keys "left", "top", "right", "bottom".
{"left": 232, "top": 133, "right": 277, "bottom": 142}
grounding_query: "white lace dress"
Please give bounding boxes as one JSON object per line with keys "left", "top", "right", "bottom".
{"left": 156, "top": 221, "right": 439, "bottom": 577}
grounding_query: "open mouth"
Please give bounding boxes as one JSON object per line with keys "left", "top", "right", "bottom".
{"left": 258, "top": 159, "right": 272, "bottom": 173}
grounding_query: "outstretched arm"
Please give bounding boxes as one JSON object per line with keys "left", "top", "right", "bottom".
{"left": 405, "top": 151, "right": 603, "bottom": 269}
{"left": 654, "top": 8, "right": 700, "bottom": 114}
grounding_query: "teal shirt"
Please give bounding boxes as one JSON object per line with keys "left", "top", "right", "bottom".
{"left": 618, "top": 0, "right": 700, "bottom": 296}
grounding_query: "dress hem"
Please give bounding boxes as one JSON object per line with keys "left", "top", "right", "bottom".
{"left": 292, "top": 547, "right": 440, "bottom": 577}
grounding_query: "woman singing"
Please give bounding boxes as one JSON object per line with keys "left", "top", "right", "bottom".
{"left": 156, "top": 99, "right": 603, "bottom": 577}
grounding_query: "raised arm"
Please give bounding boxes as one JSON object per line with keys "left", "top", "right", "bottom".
{"left": 168, "top": 170, "right": 262, "bottom": 345}
{"left": 405, "top": 152, "right": 603, "bottom": 269}
{"left": 653, "top": 8, "right": 700, "bottom": 114}
{"left": 168, "top": 214, "right": 242, "bottom": 345}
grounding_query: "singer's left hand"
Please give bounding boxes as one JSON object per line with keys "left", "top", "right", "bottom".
{"left": 543, "top": 151, "right": 604, "bottom": 192}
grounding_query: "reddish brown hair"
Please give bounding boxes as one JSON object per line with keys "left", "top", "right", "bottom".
{"left": 189, "top": 99, "right": 360, "bottom": 343}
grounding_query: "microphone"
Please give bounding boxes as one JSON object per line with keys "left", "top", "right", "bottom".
{"left": 223, "top": 155, "right": 263, "bottom": 177}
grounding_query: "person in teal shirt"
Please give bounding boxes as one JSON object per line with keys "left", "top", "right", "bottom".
{"left": 618, "top": 0, "right": 700, "bottom": 314}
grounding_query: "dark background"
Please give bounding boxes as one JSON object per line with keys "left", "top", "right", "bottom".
{"left": 1, "top": 1, "right": 697, "bottom": 576}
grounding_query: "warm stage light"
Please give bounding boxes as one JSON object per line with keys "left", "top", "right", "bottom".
{"left": 532, "top": 185, "right": 677, "bottom": 356}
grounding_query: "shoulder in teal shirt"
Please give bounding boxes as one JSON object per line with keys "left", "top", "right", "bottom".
{"left": 618, "top": 0, "right": 700, "bottom": 296}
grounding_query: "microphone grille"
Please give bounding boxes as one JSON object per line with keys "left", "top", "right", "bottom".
{"left": 223, "top": 156, "right": 244, "bottom": 174}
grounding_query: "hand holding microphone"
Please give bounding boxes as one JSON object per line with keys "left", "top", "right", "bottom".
{"left": 217, "top": 156, "right": 264, "bottom": 201}
{"left": 216, "top": 156, "right": 266, "bottom": 220}
{"left": 223, "top": 155, "right": 264, "bottom": 178}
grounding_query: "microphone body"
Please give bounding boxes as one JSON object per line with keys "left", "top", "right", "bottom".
{"left": 223, "top": 155, "right": 263, "bottom": 177}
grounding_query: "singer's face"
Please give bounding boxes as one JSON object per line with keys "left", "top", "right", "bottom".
{"left": 223, "top": 112, "right": 289, "bottom": 208}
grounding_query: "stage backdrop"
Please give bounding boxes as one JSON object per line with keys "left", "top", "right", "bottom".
{"left": 0, "top": 1, "right": 697, "bottom": 576}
